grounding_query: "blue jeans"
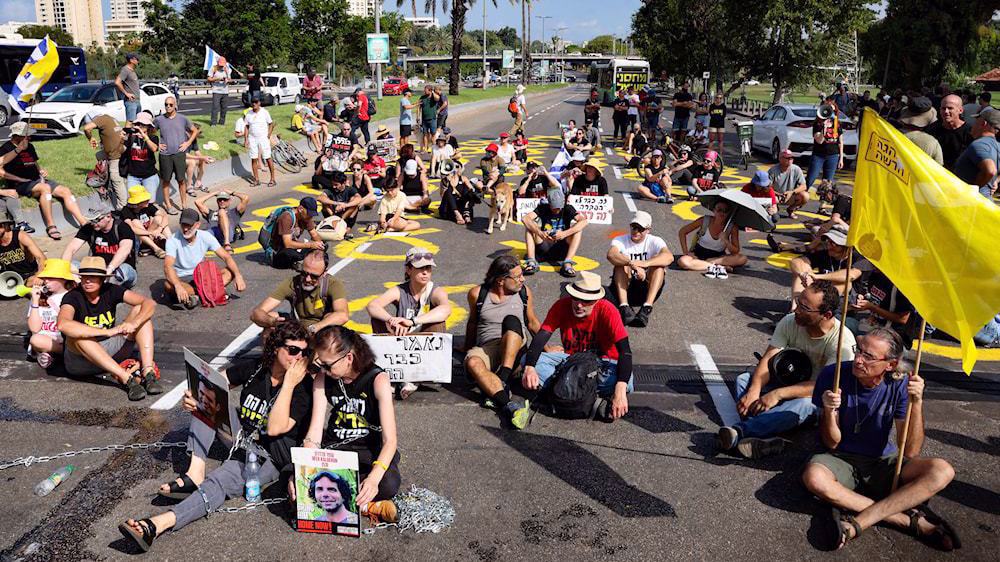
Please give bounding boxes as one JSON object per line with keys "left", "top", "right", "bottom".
{"left": 110, "top": 263, "right": 138, "bottom": 290}
{"left": 979, "top": 184, "right": 995, "bottom": 200}
{"left": 124, "top": 100, "right": 141, "bottom": 122}
{"left": 534, "top": 352, "right": 634, "bottom": 397}
{"left": 732, "top": 372, "right": 816, "bottom": 439}
{"left": 127, "top": 175, "right": 159, "bottom": 191}
{"left": 806, "top": 152, "right": 840, "bottom": 188}
{"left": 974, "top": 313, "right": 1000, "bottom": 346}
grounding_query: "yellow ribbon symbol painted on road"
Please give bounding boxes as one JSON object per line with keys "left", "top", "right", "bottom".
{"left": 343, "top": 282, "right": 475, "bottom": 334}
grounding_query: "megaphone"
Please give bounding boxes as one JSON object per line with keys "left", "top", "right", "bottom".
{"left": 0, "top": 271, "right": 26, "bottom": 298}
{"left": 818, "top": 103, "right": 835, "bottom": 120}
{"left": 440, "top": 159, "right": 464, "bottom": 176}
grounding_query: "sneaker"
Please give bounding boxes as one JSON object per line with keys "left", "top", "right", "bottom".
{"left": 634, "top": 304, "right": 653, "bottom": 327}
{"left": 142, "top": 368, "right": 163, "bottom": 395}
{"left": 37, "top": 352, "right": 53, "bottom": 369}
{"left": 656, "top": 196, "right": 668, "bottom": 204}
{"left": 126, "top": 375, "right": 147, "bottom": 401}
{"left": 736, "top": 437, "right": 789, "bottom": 459}
{"left": 397, "top": 382, "right": 418, "bottom": 400}
{"left": 619, "top": 304, "right": 637, "bottom": 325}
{"left": 505, "top": 399, "right": 533, "bottom": 430}
{"left": 716, "top": 426, "right": 739, "bottom": 451}
{"left": 16, "top": 221, "right": 35, "bottom": 234}
{"left": 715, "top": 266, "right": 729, "bottom": 280}
{"left": 766, "top": 234, "right": 782, "bottom": 253}
{"left": 703, "top": 264, "right": 719, "bottom": 279}
{"left": 365, "top": 500, "right": 399, "bottom": 524}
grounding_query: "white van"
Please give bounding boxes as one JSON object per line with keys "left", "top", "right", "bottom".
{"left": 261, "top": 72, "right": 302, "bottom": 105}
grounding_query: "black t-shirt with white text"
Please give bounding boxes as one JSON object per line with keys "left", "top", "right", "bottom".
{"left": 322, "top": 368, "right": 384, "bottom": 454}
{"left": 519, "top": 174, "right": 550, "bottom": 198}
{"left": 61, "top": 283, "right": 128, "bottom": 337}
{"left": 125, "top": 133, "right": 159, "bottom": 179}
{"left": 75, "top": 220, "right": 137, "bottom": 268}
{"left": 120, "top": 204, "right": 161, "bottom": 230}
{"left": 812, "top": 118, "right": 843, "bottom": 157}
{"left": 226, "top": 359, "right": 313, "bottom": 463}
{"left": 0, "top": 141, "right": 41, "bottom": 183}
{"left": 570, "top": 174, "right": 608, "bottom": 196}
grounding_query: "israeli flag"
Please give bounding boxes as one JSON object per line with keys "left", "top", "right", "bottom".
{"left": 9, "top": 36, "right": 60, "bottom": 113}
{"left": 203, "top": 45, "right": 233, "bottom": 72}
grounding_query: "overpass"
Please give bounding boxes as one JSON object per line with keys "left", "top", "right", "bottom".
{"left": 403, "top": 53, "right": 629, "bottom": 65}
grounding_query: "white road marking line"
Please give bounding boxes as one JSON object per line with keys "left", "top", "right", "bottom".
{"left": 150, "top": 243, "right": 372, "bottom": 410}
{"left": 689, "top": 344, "right": 741, "bottom": 427}
{"left": 621, "top": 191, "right": 637, "bottom": 213}
{"left": 613, "top": 166, "right": 623, "bottom": 180}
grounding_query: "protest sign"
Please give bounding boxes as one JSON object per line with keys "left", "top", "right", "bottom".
{"left": 371, "top": 138, "right": 398, "bottom": 161}
{"left": 568, "top": 194, "right": 614, "bottom": 224}
{"left": 515, "top": 197, "right": 541, "bottom": 222}
{"left": 362, "top": 333, "right": 453, "bottom": 383}
{"left": 184, "top": 347, "right": 238, "bottom": 445}
{"left": 292, "top": 447, "right": 361, "bottom": 537}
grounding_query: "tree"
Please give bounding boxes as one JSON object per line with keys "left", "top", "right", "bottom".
{"left": 496, "top": 26, "right": 519, "bottom": 49}
{"left": 181, "top": 0, "right": 293, "bottom": 73}
{"left": 17, "top": 25, "right": 74, "bottom": 46}
{"left": 291, "top": 0, "right": 348, "bottom": 70}
{"left": 444, "top": 0, "right": 497, "bottom": 95}
{"left": 140, "top": 0, "right": 182, "bottom": 59}
{"left": 396, "top": 0, "right": 419, "bottom": 18}
{"left": 584, "top": 34, "right": 613, "bottom": 54}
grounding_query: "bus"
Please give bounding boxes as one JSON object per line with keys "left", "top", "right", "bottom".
{"left": 588, "top": 58, "right": 650, "bottom": 106}
{"left": 0, "top": 40, "right": 87, "bottom": 125}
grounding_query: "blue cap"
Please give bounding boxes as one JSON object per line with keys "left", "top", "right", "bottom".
{"left": 752, "top": 170, "right": 771, "bottom": 187}
{"left": 300, "top": 197, "right": 320, "bottom": 218}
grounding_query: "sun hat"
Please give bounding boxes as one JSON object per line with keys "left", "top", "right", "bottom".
{"left": 822, "top": 224, "right": 849, "bottom": 246}
{"left": 751, "top": 170, "right": 771, "bottom": 187}
{"left": 582, "top": 160, "right": 602, "bottom": 176}
{"left": 78, "top": 256, "right": 110, "bottom": 277}
{"left": 565, "top": 271, "right": 605, "bottom": 301}
{"left": 126, "top": 186, "right": 151, "bottom": 205}
{"left": 37, "top": 258, "right": 76, "bottom": 282}
{"left": 9, "top": 121, "right": 32, "bottom": 137}
{"left": 133, "top": 112, "right": 154, "bottom": 126}
{"left": 405, "top": 247, "right": 436, "bottom": 268}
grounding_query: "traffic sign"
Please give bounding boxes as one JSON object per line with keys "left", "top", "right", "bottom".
{"left": 702, "top": 71, "right": 710, "bottom": 79}
{"left": 367, "top": 34, "right": 390, "bottom": 64}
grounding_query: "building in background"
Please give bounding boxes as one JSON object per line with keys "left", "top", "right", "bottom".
{"left": 346, "top": 0, "right": 377, "bottom": 17}
{"left": 404, "top": 16, "right": 440, "bottom": 29}
{"left": 105, "top": 0, "right": 148, "bottom": 39}
{"left": 0, "top": 21, "right": 41, "bottom": 40}
{"left": 34, "top": 0, "right": 105, "bottom": 47}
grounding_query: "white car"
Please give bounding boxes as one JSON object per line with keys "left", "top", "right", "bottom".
{"left": 260, "top": 72, "right": 303, "bottom": 105}
{"left": 20, "top": 82, "right": 172, "bottom": 138}
{"left": 751, "top": 103, "right": 858, "bottom": 162}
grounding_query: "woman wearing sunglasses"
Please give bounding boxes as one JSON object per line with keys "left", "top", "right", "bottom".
{"left": 119, "top": 321, "right": 314, "bottom": 552}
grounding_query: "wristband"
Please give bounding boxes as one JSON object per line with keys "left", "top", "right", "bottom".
{"left": 372, "top": 460, "right": 390, "bottom": 472}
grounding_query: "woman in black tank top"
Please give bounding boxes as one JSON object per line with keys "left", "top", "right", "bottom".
{"left": 303, "top": 326, "right": 402, "bottom": 515}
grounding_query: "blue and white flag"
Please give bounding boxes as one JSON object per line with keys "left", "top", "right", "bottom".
{"left": 203, "top": 45, "right": 233, "bottom": 72}
{"left": 9, "top": 36, "right": 60, "bottom": 113}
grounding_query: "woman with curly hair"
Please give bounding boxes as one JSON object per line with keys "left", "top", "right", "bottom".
{"left": 119, "top": 320, "right": 314, "bottom": 552}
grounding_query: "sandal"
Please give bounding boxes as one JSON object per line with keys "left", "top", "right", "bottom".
{"left": 118, "top": 518, "right": 157, "bottom": 553}
{"left": 248, "top": 179, "right": 261, "bottom": 187}
{"left": 909, "top": 504, "right": 961, "bottom": 551}
{"left": 523, "top": 259, "right": 539, "bottom": 276}
{"left": 154, "top": 248, "right": 167, "bottom": 259}
{"left": 158, "top": 474, "right": 198, "bottom": 500}
{"left": 45, "top": 225, "right": 62, "bottom": 240}
{"left": 559, "top": 260, "right": 578, "bottom": 278}
{"left": 831, "top": 507, "right": 862, "bottom": 550}
{"left": 267, "top": 180, "right": 277, "bottom": 187}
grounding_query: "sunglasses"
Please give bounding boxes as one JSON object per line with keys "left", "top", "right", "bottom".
{"left": 283, "top": 344, "right": 306, "bottom": 356}
{"left": 313, "top": 351, "right": 350, "bottom": 372}
{"left": 630, "top": 223, "right": 647, "bottom": 231}
{"left": 165, "top": 103, "right": 176, "bottom": 107}
{"left": 407, "top": 253, "right": 434, "bottom": 263}
{"left": 300, "top": 270, "right": 323, "bottom": 281}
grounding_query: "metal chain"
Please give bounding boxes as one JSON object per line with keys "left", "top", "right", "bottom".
{"left": 0, "top": 441, "right": 187, "bottom": 471}
{"left": 214, "top": 497, "right": 288, "bottom": 513}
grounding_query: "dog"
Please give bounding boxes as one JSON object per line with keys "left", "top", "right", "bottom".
{"left": 487, "top": 182, "right": 515, "bottom": 234}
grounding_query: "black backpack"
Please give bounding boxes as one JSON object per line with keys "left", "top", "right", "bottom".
{"left": 368, "top": 96, "right": 378, "bottom": 116}
{"left": 542, "top": 352, "right": 602, "bottom": 419}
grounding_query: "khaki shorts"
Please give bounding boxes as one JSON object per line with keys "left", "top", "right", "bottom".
{"left": 808, "top": 451, "right": 907, "bottom": 500}
{"left": 465, "top": 338, "right": 525, "bottom": 376}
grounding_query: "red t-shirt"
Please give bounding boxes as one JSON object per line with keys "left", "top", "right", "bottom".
{"left": 741, "top": 182, "right": 777, "bottom": 206}
{"left": 357, "top": 93, "right": 370, "bottom": 121}
{"left": 540, "top": 298, "right": 628, "bottom": 360}
{"left": 363, "top": 156, "right": 385, "bottom": 178}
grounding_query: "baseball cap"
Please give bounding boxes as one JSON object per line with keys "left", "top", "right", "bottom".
{"left": 179, "top": 208, "right": 200, "bottom": 226}
{"left": 974, "top": 107, "right": 1000, "bottom": 129}
{"left": 86, "top": 202, "right": 114, "bottom": 222}
{"left": 442, "top": 127, "right": 451, "bottom": 134}
{"left": 486, "top": 143, "right": 499, "bottom": 153}
{"left": 405, "top": 247, "right": 436, "bottom": 268}
{"left": 546, "top": 187, "right": 565, "bottom": 209}
{"left": 299, "top": 197, "right": 320, "bottom": 218}
{"left": 822, "top": 224, "right": 849, "bottom": 246}
{"left": 215, "top": 191, "right": 232, "bottom": 200}
{"left": 630, "top": 211, "right": 653, "bottom": 230}
{"left": 404, "top": 159, "right": 418, "bottom": 175}
{"left": 9, "top": 121, "right": 32, "bottom": 137}
{"left": 651, "top": 149, "right": 664, "bottom": 157}
{"left": 133, "top": 112, "right": 154, "bottom": 126}
{"left": 499, "top": 132, "right": 509, "bottom": 139}
{"left": 752, "top": 170, "right": 771, "bottom": 187}
{"left": 779, "top": 149, "right": 794, "bottom": 159}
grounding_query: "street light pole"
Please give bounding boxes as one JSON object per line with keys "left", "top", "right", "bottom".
{"left": 536, "top": 15, "right": 551, "bottom": 54}
{"left": 482, "top": 0, "right": 487, "bottom": 90}
{"left": 375, "top": 0, "right": 382, "bottom": 100}
{"left": 555, "top": 26, "right": 567, "bottom": 83}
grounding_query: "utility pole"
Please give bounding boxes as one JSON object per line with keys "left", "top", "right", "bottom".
{"left": 482, "top": 0, "right": 487, "bottom": 90}
{"left": 375, "top": 0, "right": 383, "bottom": 100}
{"left": 555, "top": 26, "right": 567, "bottom": 83}
{"left": 536, "top": 15, "right": 551, "bottom": 54}
{"left": 521, "top": 0, "right": 528, "bottom": 86}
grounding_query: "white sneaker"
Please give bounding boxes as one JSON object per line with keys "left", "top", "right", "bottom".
{"left": 703, "top": 264, "right": 719, "bottom": 279}
{"left": 715, "top": 266, "right": 729, "bottom": 280}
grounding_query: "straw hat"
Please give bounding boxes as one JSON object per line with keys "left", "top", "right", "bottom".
{"left": 78, "top": 256, "right": 110, "bottom": 277}
{"left": 581, "top": 159, "right": 602, "bottom": 176}
{"left": 565, "top": 271, "right": 605, "bottom": 301}
{"left": 37, "top": 258, "right": 76, "bottom": 282}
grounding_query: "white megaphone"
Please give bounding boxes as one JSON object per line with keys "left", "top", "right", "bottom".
{"left": 0, "top": 271, "right": 28, "bottom": 298}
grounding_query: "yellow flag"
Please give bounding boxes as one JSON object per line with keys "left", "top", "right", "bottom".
{"left": 849, "top": 108, "right": 1000, "bottom": 374}
{"left": 10, "top": 36, "right": 60, "bottom": 111}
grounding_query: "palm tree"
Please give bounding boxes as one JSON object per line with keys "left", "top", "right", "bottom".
{"left": 396, "top": 0, "right": 418, "bottom": 18}
{"left": 444, "top": 0, "right": 497, "bottom": 95}
{"left": 423, "top": 0, "right": 438, "bottom": 18}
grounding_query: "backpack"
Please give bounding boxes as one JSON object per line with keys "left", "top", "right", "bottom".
{"left": 258, "top": 206, "right": 294, "bottom": 264}
{"left": 508, "top": 96, "right": 519, "bottom": 117}
{"left": 541, "top": 351, "right": 602, "bottom": 419}
{"left": 475, "top": 283, "right": 528, "bottom": 319}
{"left": 193, "top": 260, "right": 228, "bottom": 308}
{"left": 367, "top": 96, "right": 377, "bottom": 116}
{"left": 86, "top": 159, "right": 109, "bottom": 188}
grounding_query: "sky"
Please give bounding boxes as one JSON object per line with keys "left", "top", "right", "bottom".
{"left": 0, "top": 0, "right": 642, "bottom": 45}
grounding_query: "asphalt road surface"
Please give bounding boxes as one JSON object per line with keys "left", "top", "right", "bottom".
{"left": 1, "top": 84, "right": 997, "bottom": 561}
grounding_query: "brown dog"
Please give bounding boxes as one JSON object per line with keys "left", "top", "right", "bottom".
{"left": 487, "top": 182, "right": 514, "bottom": 234}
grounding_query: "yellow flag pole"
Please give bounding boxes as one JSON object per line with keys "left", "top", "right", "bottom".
{"left": 891, "top": 317, "right": 928, "bottom": 492}
{"left": 831, "top": 246, "right": 855, "bottom": 393}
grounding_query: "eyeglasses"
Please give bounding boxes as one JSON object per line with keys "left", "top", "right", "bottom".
{"left": 300, "top": 270, "right": 323, "bottom": 281}
{"left": 505, "top": 271, "right": 524, "bottom": 281}
{"left": 282, "top": 344, "right": 306, "bottom": 356}
{"left": 852, "top": 345, "right": 887, "bottom": 364}
{"left": 794, "top": 296, "right": 819, "bottom": 313}
{"left": 314, "top": 351, "right": 350, "bottom": 372}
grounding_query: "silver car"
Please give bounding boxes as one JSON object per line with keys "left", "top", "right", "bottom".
{"left": 751, "top": 103, "right": 858, "bottom": 162}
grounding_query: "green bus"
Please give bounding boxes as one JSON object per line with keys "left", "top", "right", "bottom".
{"left": 589, "top": 58, "right": 650, "bottom": 105}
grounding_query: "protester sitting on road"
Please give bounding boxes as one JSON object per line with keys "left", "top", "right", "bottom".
{"left": 463, "top": 255, "right": 541, "bottom": 427}
{"left": 122, "top": 321, "right": 314, "bottom": 552}
{"left": 58, "top": 256, "right": 159, "bottom": 400}
{"left": 399, "top": 159, "right": 431, "bottom": 213}
{"left": 0, "top": 121, "right": 87, "bottom": 240}
{"left": 120, "top": 186, "right": 170, "bottom": 259}
{"left": 496, "top": 132, "right": 521, "bottom": 173}
{"left": 789, "top": 225, "right": 861, "bottom": 309}
{"left": 123, "top": 112, "right": 160, "bottom": 194}
{"left": 302, "top": 98, "right": 329, "bottom": 152}
{"left": 513, "top": 130, "right": 529, "bottom": 163}
{"left": 314, "top": 170, "right": 363, "bottom": 239}
{"left": 636, "top": 149, "right": 674, "bottom": 203}
{"left": 718, "top": 281, "right": 856, "bottom": 459}
{"left": 26, "top": 258, "right": 74, "bottom": 368}
{"left": 438, "top": 161, "right": 479, "bottom": 225}
{"left": 559, "top": 152, "right": 587, "bottom": 191}
{"left": 376, "top": 181, "right": 419, "bottom": 233}
{"left": 475, "top": 143, "right": 504, "bottom": 193}
{"left": 0, "top": 177, "right": 31, "bottom": 233}
{"left": 676, "top": 199, "right": 748, "bottom": 278}
{"left": 768, "top": 149, "right": 808, "bottom": 218}
{"left": 848, "top": 265, "right": 917, "bottom": 345}
{"left": 251, "top": 249, "right": 348, "bottom": 336}
{"left": 566, "top": 128, "right": 594, "bottom": 160}
{"left": 163, "top": 209, "right": 246, "bottom": 309}
{"left": 570, "top": 160, "right": 608, "bottom": 196}
{"left": 518, "top": 162, "right": 559, "bottom": 199}
{"left": 518, "top": 271, "right": 634, "bottom": 424}
{"left": 665, "top": 144, "right": 696, "bottom": 188}
{"left": 741, "top": 170, "right": 779, "bottom": 225}
{"left": 767, "top": 181, "right": 851, "bottom": 255}
{"left": 429, "top": 135, "right": 455, "bottom": 178}
{"left": 624, "top": 123, "right": 649, "bottom": 161}
{"left": 685, "top": 151, "right": 723, "bottom": 199}
{"left": 62, "top": 203, "right": 138, "bottom": 289}
{"left": 440, "top": 126, "right": 461, "bottom": 158}
{"left": 296, "top": 326, "right": 401, "bottom": 522}
{"left": 803, "top": 328, "right": 960, "bottom": 552}
{"left": 607, "top": 211, "right": 674, "bottom": 327}
{"left": 521, "top": 186, "right": 588, "bottom": 277}
{"left": 0, "top": 214, "right": 45, "bottom": 286}
{"left": 362, "top": 145, "right": 387, "bottom": 189}
{"left": 561, "top": 119, "right": 579, "bottom": 147}
{"left": 195, "top": 190, "right": 248, "bottom": 252}
{"left": 347, "top": 162, "right": 378, "bottom": 210}
{"left": 268, "top": 197, "right": 325, "bottom": 270}
{"left": 687, "top": 121, "right": 709, "bottom": 150}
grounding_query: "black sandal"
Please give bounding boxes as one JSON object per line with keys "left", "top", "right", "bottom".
{"left": 831, "top": 507, "right": 862, "bottom": 550}
{"left": 158, "top": 474, "right": 198, "bottom": 500}
{"left": 118, "top": 518, "right": 157, "bottom": 552}
{"left": 909, "top": 504, "right": 961, "bottom": 551}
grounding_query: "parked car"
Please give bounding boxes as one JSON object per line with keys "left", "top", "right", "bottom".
{"left": 751, "top": 104, "right": 858, "bottom": 162}
{"left": 260, "top": 72, "right": 303, "bottom": 105}
{"left": 21, "top": 82, "right": 172, "bottom": 138}
{"left": 382, "top": 77, "right": 407, "bottom": 95}
{"left": 566, "top": 75, "right": 577, "bottom": 83}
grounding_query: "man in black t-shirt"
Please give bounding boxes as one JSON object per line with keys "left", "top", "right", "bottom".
{"left": 925, "top": 94, "right": 974, "bottom": 171}
{"left": 584, "top": 90, "right": 602, "bottom": 129}
{"left": 521, "top": 187, "right": 589, "bottom": 277}
{"left": 671, "top": 81, "right": 695, "bottom": 142}
{"left": 62, "top": 204, "right": 138, "bottom": 289}
{"left": 58, "top": 255, "right": 159, "bottom": 400}
{"left": 246, "top": 63, "right": 263, "bottom": 101}
{"left": 518, "top": 162, "right": 559, "bottom": 198}
{"left": 316, "top": 170, "right": 363, "bottom": 234}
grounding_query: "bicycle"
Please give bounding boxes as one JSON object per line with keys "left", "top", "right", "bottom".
{"left": 734, "top": 119, "right": 754, "bottom": 170}
{"left": 271, "top": 135, "right": 309, "bottom": 174}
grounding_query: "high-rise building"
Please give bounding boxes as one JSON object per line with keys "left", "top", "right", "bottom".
{"left": 34, "top": 0, "right": 105, "bottom": 47}
{"left": 109, "top": 0, "right": 144, "bottom": 20}
{"left": 346, "top": 0, "right": 377, "bottom": 18}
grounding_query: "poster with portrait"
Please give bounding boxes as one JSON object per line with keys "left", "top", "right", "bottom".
{"left": 291, "top": 447, "right": 361, "bottom": 537}
{"left": 184, "top": 347, "right": 237, "bottom": 445}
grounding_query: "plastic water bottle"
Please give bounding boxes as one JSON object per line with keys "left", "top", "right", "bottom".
{"left": 35, "top": 465, "right": 74, "bottom": 496}
{"left": 244, "top": 452, "right": 261, "bottom": 502}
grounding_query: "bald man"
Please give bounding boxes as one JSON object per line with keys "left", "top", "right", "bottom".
{"left": 926, "top": 94, "right": 973, "bottom": 171}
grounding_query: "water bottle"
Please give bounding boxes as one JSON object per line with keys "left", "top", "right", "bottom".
{"left": 35, "top": 465, "right": 74, "bottom": 496}
{"left": 244, "top": 452, "right": 261, "bottom": 502}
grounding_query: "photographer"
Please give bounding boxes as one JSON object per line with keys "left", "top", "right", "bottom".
{"left": 518, "top": 161, "right": 559, "bottom": 199}
{"left": 122, "top": 113, "right": 159, "bottom": 193}
{"left": 806, "top": 98, "right": 845, "bottom": 189}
